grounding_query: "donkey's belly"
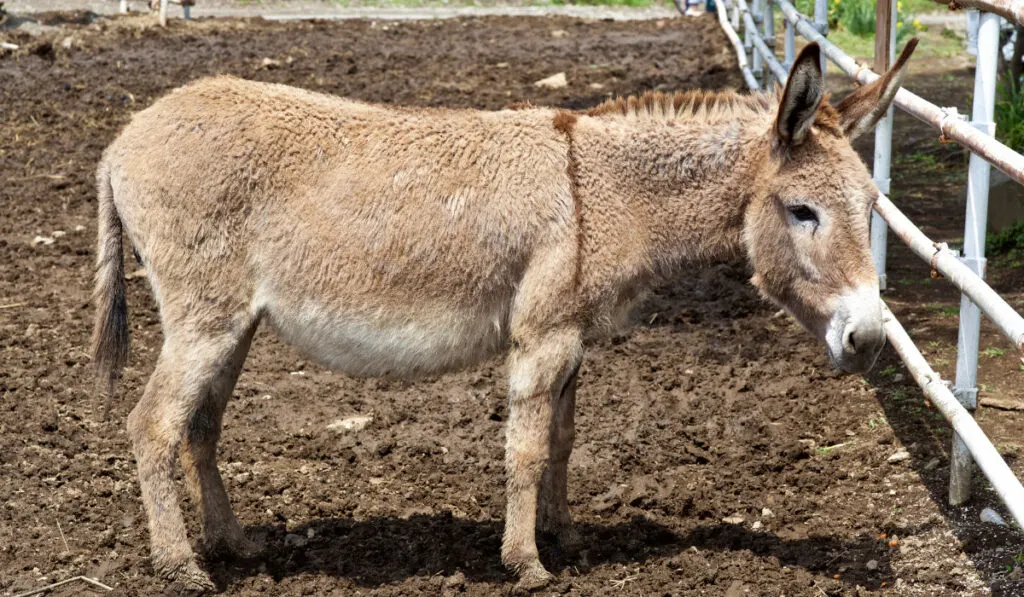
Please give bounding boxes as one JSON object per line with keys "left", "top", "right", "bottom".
{"left": 261, "top": 295, "right": 511, "bottom": 379}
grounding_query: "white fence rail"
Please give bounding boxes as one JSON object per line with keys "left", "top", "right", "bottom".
{"left": 704, "top": 0, "right": 1024, "bottom": 530}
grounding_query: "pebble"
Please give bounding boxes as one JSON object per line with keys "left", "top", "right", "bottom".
{"left": 887, "top": 450, "right": 910, "bottom": 463}
{"left": 1009, "top": 566, "right": 1022, "bottom": 580}
{"left": 893, "top": 373, "right": 904, "bottom": 382}
{"left": 761, "top": 507, "right": 774, "bottom": 518}
{"left": 284, "top": 533, "right": 307, "bottom": 547}
{"left": 534, "top": 72, "right": 568, "bottom": 89}
{"left": 327, "top": 415, "right": 373, "bottom": 433}
{"left": 751, "top": 520, "right": 763, "bottom": 530}
{"left": 722, "top": 515, "right": 745, "bottom": 525}
{"left": 866, "top": 559, "right": 879, "bottom": 571}
{"left": 32, "top": 235, "right": 55, "bottom": 246}
{"left": 923, "top": 457, "right": 941, "bottom": 471}
{"left": 979, "top": 507, "right": 1007, "bottom": 527}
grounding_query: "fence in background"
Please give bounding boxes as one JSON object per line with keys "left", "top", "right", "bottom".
{"left": 705, "top": 0, "right": 1024, "bottom": 529}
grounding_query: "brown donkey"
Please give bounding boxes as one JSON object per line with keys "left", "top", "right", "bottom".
{"left": 93, "top": 41, "right": 916, "bottom": 592}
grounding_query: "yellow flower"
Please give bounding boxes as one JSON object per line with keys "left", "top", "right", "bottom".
{"left": 897, "top": 20, "right": 903, "bottom": 28}
{"left": 897, "top": 1, "right": 902, "bottom": 9}
{"left": 913, "top": 18, "right": 921, "bottom": 28}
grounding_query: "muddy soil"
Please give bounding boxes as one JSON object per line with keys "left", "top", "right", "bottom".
{"left": 1, "top": 13, "right": 1022, "bottom": 597}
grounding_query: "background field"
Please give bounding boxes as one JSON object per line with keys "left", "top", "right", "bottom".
{"left": 1, "top": 9, "right": 1023, "bottom": 596}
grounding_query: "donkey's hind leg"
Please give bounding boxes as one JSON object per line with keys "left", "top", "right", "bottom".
{"left": 127, "top": 315, "right": 256, "bottom": 593}
{"left": 538, "top": 365, "right": 582, "bottom": 552}
{"left": 179, "top": 319, "right": 260, "bottom": 561}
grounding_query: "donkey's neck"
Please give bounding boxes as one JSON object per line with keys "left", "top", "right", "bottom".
{"left": 572, "top": 104, "right": 771, "bottom": 281}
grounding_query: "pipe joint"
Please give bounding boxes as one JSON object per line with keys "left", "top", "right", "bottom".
{"left": 953, "top": 386, "right": 979, "bottom": 410}
{"left": 873, "top": 176, "right": 891, "bottom": 196}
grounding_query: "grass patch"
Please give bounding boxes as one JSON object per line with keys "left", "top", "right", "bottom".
{"left": 983, "top": 347, "right": 1007, "bottom": 358}
{"left": 986, "top": 218, "right": 1024, "bottom": 264}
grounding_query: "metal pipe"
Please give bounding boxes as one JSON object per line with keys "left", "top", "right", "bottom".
{"left": 874, "top": 193, "right": 1024, "bottom": 352}
{"left": 776, "top": 0, "right": 1024, "bottom": 189}
{"left": 882, "top": 304, "right": 1024, "bottom": 531}
{"left": 930, "top": 0, "right": 1024, "bottom": 29}
{"left": 752, "top": 0, "right": 764, "bottom": 85}
{"left": 951, "top": 11, "right": 1002, "bottom": 507}
{"left": 813, "top": 0, "right": 829, "bottom": 84}
{"left": 870, "top": 0, "right": 897, "bottom": 291}
{"left": 743, "top": 11, "right": 790, "bottom": 82}
{"left": 717, "top": 0, "right": 761, "bottom": 89}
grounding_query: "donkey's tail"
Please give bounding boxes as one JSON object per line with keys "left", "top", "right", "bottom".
{"left": 91, "top": 160, "right": 129, "bottom": 411}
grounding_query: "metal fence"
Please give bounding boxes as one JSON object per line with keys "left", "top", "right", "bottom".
{"left": 707, "top": 0, "right": 1024, "bottom": 530}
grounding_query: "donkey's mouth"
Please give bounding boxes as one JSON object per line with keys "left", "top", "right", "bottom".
{"left": 824, "top": 287, "right": 886, "bottom": 374}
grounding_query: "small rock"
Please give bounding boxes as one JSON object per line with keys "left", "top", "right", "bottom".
{"left": 751, "top": 520, "right": 763, "bottom": 530}
{"left": 866, "top": 559, "right": 879, "bottom": 571}
{"left": 233, "top": 472, "right": 251, "bottom": 485}
{"left": 761, "top": 507, "right": 774, "bottom": 518}
{"left": 74, "top": 225, "right": 86, "bottom": 232}
{"left": 442, "top": 571, "right": 466, "bottom": 588}
{"left": 1009, "top": 566, "right": 1023, "bottom": 580}
{"left": 60, "top": 36, "right": 74, "bottom": 49}
{"left": 722, "top": 514, "right": 745, "bottom": 525}
{"left": 284, "top": 533, "right": 307, "bottom": 547}
{"left": 888, "top": 450, "right": 910, "bottom": 463}
{"left": 51, "top": 230, "right": 66, "bottom": 238}
{"left": 893, "top": 373, "right": 904, "bottom": 382}
{"left": 550, "top": 29, "right": 568, "bottom": 38}
{"left": 980, "top": 507, "right": 1008, "bottom": 527}
{"left": 306, "top": 528, "right": 315, "bottom": 539}
{"left": 534, "top": 72, "right": 567, "bottom": 89}
{"left": 923, "top": 457, "right": 941, "bottom": 471}
{"left": 327, "top": 415, "right": 373, "bottom": 433}
{"left": 494, "top": 62, "right": 509, "bottom": 68}
{"left": 589, "top": 82, "right": 605, "bottom": 90}
{"left": 32, "top": 235, "right": 55, "bottom": 246}
{"left": 261, "top": 57, "right": 282, "bottom": 69}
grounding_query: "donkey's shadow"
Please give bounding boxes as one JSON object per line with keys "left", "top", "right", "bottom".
{"left": 214, "top": 515, "right": 892, "bottom": 589}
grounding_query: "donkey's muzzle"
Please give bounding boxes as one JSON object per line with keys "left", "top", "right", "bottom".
{"left": 826, "top": 287, "right": 885, "bottom": 374}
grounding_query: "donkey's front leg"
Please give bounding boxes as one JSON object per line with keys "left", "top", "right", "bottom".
{"left": 538, "top": 364, "right": 582, "bottom": 552}
{"left": 502, "top": 328, "right": 582, "bottom": 590}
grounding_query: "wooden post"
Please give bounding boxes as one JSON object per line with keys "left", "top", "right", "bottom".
{"left": 874, "top": 0, "right": 893, "bottom": 74}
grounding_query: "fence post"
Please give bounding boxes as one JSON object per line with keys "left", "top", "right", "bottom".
{"left": 744, "top": 1, "right": 759, "bottom": 89}
{"left": 950, "top": 11, "right": 1001, "bottom": 507}
{"left": 784, "top": 18, "right": 795, "bottom": 68}
{"left": 870, "top": 0, "right": 896, "bottom": 291}
{"left": 813, "top": 0, "right": 829, "bottom": 83}
{"left": 764, "top": 0, "right": 776, "bottom": 88}
{"left": 753, "top": 0, "right": 764, "bottom": 87}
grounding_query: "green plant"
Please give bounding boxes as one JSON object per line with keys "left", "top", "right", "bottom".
{"left": 995, "top": 74, "right": 1024, "bottom": 153}
{"left": 983, "top": 347, "right": 1007, "bottom": 358}
{"left": 987, "top": 217, "right": 1024, "bottom": 263}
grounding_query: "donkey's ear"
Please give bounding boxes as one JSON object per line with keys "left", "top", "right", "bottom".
{"left": 776, "top": 43, "right": 825, "bottom": 147}
{"left": 835, "top": 38, "right": 918, "bottom": 140}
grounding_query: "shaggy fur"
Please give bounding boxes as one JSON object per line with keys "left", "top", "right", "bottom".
{"left": 93, "top": 42, "right": 915, "bottom": 593}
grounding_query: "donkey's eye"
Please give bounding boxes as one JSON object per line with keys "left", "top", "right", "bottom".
{"left": 788, "top": 204, "right": 819, "bottom": 226}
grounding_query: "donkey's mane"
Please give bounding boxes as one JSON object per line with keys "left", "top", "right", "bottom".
{"left": 585, "top": 89, "right": 774, "bottom": 122}
{"left": 584, "top": 88, "right": 842, "bottom": 134}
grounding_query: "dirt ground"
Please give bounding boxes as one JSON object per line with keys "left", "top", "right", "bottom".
{"left": 1, "top": 11, "right": 1023, "bottom": 597}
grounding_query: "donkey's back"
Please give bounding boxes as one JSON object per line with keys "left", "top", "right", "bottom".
{"left": 98, "top": 76, "right": 576, "bottom": 378}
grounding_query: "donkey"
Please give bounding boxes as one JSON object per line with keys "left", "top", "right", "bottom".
{"left": 92, "top": 40, "right": 916, "bottom": 592}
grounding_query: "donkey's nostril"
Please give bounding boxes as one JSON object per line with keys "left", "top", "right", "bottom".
{"left": 843, "top": 326, "right": 857, "bottom": 354}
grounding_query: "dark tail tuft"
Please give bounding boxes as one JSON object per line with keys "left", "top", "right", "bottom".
{"left": 91, "top": 161, "right": 129, "bottom": 417}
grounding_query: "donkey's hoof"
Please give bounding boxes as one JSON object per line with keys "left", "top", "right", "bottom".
{"left": 203, "top": 533, "right": 263, "bottom": 562}
{"left": 513, "top": 563, "right": 554, "bottom": 593}
{"left": 159, "top": 558, "right": 216, "bottom": 595}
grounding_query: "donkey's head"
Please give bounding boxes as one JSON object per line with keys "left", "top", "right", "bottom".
{"left": 744, "top": 40, "right": 917, "bottom": 373}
